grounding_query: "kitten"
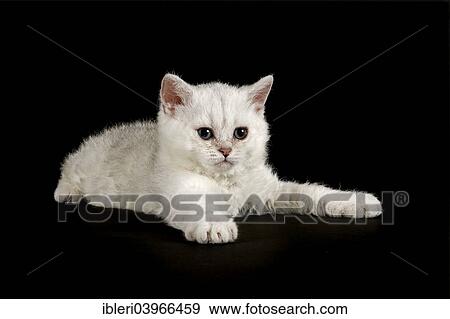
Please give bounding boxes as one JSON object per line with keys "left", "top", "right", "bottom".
{"left": 55, "top": 74, "right": 382, "bottom": 244}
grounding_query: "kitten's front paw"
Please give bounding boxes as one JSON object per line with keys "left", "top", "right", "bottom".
{"left": 184, "top": 222, "right": 238, "bottom": 244}
{"left": 324, "top": 192, "right": 382, "bottom": 218}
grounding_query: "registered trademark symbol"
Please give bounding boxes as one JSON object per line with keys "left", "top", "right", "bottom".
{"left": 394, "top": 191, "right": 409, "bottom": 207}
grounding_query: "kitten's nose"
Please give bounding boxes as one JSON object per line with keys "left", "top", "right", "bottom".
{"left": 218, "top": 147, "right": 232, "bottom": 158}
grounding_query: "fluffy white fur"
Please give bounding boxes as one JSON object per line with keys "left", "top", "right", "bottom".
{"left": 55, "top": 74, "right": 382, "bottom": 244}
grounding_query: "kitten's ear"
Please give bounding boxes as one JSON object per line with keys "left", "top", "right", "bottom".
{"left": 160, "top": 74, "right": 193, "bottom": 115}
{"left": 248, "top": 75, "right": 273, "bottom": 113}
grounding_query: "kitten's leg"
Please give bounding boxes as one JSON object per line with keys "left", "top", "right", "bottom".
{"left": 55, "top": 152, "right": 117, "bottom": 204}
{"left": 274, "top": 181, "right": 382, "bottom": 218}
{"left": 162, "top": 174, "right": 238, "bottom": 244}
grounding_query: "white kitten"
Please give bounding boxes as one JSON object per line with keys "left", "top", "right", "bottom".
{"left": 55, "top": 74, "right": 382, "bottom": 244}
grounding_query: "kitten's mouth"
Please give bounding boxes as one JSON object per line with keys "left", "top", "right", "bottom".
{"left": 216, "top": 159, "right": 233, "bottom": 167}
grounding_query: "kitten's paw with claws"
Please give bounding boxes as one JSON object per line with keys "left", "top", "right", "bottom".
{"left": 184, "top": 222, "right": 238, "bottom": 244}
{"left": 324, "top": 192, "right": 382, "bottom": 218}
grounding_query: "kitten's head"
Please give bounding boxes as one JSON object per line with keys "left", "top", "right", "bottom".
{"left": 157, "top": 74, "right": 273, "bottom": 174}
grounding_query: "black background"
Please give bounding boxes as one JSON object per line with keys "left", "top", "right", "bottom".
{"left": 2, "top": 1, "right": 449, "bottom": 298}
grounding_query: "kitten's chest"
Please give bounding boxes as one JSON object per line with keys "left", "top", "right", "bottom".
{"left": 192, "top": 166, "right": 242, "bottom": 191}
{"left": 213, "top": 175, "right": 239, "bottom": 191}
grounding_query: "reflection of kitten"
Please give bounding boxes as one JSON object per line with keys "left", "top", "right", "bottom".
{"left": 55, "top": 74, "right": 382, "bottom": 244}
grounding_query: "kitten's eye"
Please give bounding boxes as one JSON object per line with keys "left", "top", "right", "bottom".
{"left": 233, "top": 127, "right": 248, "bottom": 140}
{"left": 197, "top": 127, "right": 214, "bottom": 140}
